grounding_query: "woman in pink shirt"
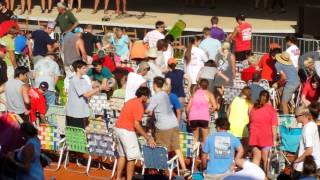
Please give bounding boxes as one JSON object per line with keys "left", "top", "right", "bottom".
{"left": 249, "top": 90, "right": 278, "bottom": 173}
{"left": 187, "top": 79, "right": 217, "bottom": 145}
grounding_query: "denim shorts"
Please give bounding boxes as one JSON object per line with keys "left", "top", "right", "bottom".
{"left": 282, "top": 83, "right": 299, "bottom": 102}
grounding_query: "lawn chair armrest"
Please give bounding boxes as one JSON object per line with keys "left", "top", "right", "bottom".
{"left": 168, "top": 155, "right": 179, "bottom": 164}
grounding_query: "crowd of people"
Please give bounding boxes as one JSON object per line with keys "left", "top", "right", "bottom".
{"left": 0, "top": 0, "right": 320, "bottom": 179}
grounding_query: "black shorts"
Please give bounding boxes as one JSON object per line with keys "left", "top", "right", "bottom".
{"left": 66, "top": 116, "right": 89, "bottom": 129}
{"left": 235, "top": 50, "right": 251, "bottom": 61}
{"left": 189, "top": 120, "right": 209, "bottom": 129}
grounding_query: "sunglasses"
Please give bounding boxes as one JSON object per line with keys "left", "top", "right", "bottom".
{"left": 295, "top": 114, "right": 304, "bottom": 118}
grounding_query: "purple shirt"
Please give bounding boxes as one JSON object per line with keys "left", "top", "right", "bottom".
{"left": 210, "top": 26, "right": 225, "bottom": 42}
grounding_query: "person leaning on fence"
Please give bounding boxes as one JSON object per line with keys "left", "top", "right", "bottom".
{"left": 143, "top": 21, "right": 166, "bottom": 49}
{"left": 293, "top": 106, "right": 320, "bottom": 179}
{"left": 114, "top": 86, "right": 156, "bottom": 180}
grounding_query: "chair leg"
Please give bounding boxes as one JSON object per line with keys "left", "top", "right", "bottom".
{"left": 55, "top": 146, "right": 65, "bottom": 170}
{"left": 176, "top": 158, "right": 180, "bottom": 176}
{"left": 111, "top": 158, "right": 117, "bottom": 178}
{"left": 64, "top": 150, "right": 69, "bottom": 169}
{"left": 86, "top": 155, "right": 92, "bottom": 175}
{"left": 142, "top": 165, "right": 145, "bottom": 175}
{"left": 191, "top": 156, "right": 195, "bottom": 174}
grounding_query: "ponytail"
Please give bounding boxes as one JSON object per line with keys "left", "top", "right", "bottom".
{"left": 184, "top": 36, "right": 202, "bottom": 64}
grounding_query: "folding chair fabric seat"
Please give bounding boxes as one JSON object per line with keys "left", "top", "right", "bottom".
{"left": 223, "top": 86, "right": 242, "bottom": 105}
{"left": 179, "top": 132, "right": 194, "bottom": 158}
{"left": 46, "top": 105, "right": 66, "bottom": 135}
{"left": 89, "top": 93, "right": 108, "bottom": 116}
{"left": 65, "top": 126, "right": 88, "bottom": 154}
{"left": 86, "top": 118, "right": 108, "bottom": 134}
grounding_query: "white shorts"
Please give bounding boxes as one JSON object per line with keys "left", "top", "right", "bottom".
{"left": 115, "top": 127, "right": 141, "bottom": 161}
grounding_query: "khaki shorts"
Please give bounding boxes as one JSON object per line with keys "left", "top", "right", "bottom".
{"left": 115, "top": 127, "right": 141, "bottom": 161}
{"left": 155, "top": 127, "right": 180, "bottom": 152}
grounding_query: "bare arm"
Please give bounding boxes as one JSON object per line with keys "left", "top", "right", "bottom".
{"left": 272, "top": 125, "right": 278, "bottom": 146}
{"left": 295, "top": 147, "right": 313, "bottom": 163}
{"left": 235, "top": 144, "right": 244, "bottom": 160}
{"left": 226, "top": 27, "right": 239, "bottom": 41}
{"left": 27, "top": 40, "right": 33, "bottom": 58}
{"left": 231, "top": 54, "right": 236, "bottom": 79}
{"left": 134, "top": 120, "right": 156, "bottom": 147}
{"left": 77, "top": 39, "right": 88, "bottom": 62}
{"left": 21, "top": 85, "right": 30, "bottom": 109}
{"left": 82, "top": 87, "right": 100, "bottom": 99}
{"left": 65, "top": 22, "right": 79, "bottom": 33}
{"left": 176, "top": 109, "right": 181, "bottom": 122}
{"left": 183, "top": 74, "right": 192, "bottom": 93}
{"left": 301, "top": 95, "right": 311, "bottom": 107}
{"left": 216, "top": 71, "right": 230, "bottom": 83}
{"left": 208, "top": 92, "right": 217, "bottom": 112}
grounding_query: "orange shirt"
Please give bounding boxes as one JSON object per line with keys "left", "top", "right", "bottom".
{"left": 116, "top": 97, "right": 144, "bottom": 131}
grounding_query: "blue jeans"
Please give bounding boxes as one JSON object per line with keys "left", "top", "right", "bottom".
{"left": 45, "top": 91, "right": 56, "bottom": 105}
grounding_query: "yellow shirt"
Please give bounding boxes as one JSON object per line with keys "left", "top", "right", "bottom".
{"left": 228, "top": 97, "right": 250, "bottom": 138}
{"left": 0, "top": 35, "right": 15, "bottom": 66}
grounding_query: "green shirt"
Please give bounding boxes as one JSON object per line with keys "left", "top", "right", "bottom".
{"left": 87, "top": 67, "right": 112, "bottom": 82}
{"left": 55, "top": 11, "right": 78, "bottom": 33}
{"left": 0, "top": 35, "right": 14, "bottom": 66}
{"left": 112, "top": 89, "right": 125, "bottom": 99}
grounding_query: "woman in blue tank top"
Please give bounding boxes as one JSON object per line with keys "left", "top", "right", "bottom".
{"left": 6, "top": 122, "right": 44, "bottom": 180}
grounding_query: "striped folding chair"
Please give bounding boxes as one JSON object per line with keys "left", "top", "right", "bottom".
{"left": 179, "top": 132, "right": 200, "bottom": 174}
{"left": 46, "top": 105, "right": 66, "bottom": 135}
{"left": 89, "top": 93, "right": 108, "bottom": 116}
{"left": 64, "top": 126, "right": 89, "bottom": 173}
{"left": 37, "top": 124, "right": 65, "bottom": 171}
{"left": 223, "top": 86, "right": 243, "bottom": 105}
{"left": 86, "top": 132, "right": 118, "bottom": 179}
{"left": 142, "top": 145, "right": 179, "bottom": 180}
{"left": 86, "top": 118, "right": 108, "bottom": 134}
{"left": 109, "top": 97, "right": 125, "bottom": 111}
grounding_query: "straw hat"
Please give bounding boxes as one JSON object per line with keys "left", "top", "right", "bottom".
{"left": 275, "top": 52, "right": 292, "bottom": 65}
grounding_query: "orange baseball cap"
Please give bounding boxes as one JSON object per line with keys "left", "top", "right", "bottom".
{"left": 269, "top": 43, "right": 281, "bottom": 50}
{"left": 167, "top": 58, "right": 176, "bottom": 65}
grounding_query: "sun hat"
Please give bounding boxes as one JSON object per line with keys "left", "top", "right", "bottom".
{"left": 167, "top": 57, "right": 176, "bottom": 65}
{"left": 146, "top": 48, "right": 158, "bottom": 58}
{"left": 275, "top": 52, "right": 292, "bottom": 65}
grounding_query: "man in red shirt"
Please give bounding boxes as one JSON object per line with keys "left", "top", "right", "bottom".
{"left": 227, "top": 14, "right": 252, "bottom": 61}
{"left": 114, "top": 86, "right": 156, "bottom": 180}
{"left": 258, "top": 43, "right": 281, "bottom": 83}
{"left": 29, "top": 82, "right": 47, "bottom": 124}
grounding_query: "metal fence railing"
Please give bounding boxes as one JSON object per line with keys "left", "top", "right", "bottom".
{"left": 175, "top": 34, "right": 320, "bottom": 56}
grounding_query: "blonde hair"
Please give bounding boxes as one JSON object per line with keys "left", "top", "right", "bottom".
{"left": 304, "top": 57, "right": 314, "bottom": 67}
{"left": 221, "top": 42, "right": 231, "bottom": 60}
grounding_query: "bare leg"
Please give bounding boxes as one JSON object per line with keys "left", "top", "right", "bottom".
{"left": 48, "top": 0, "right": 52, "bottom": 10}
{"left": 126, "top": 160, "right": 135, "bottom": 180}
{"left": 122, "top": 0, "right": 126, "bottom": 13}
{"left": 115, "top": 156, "right": 126, "bottom": 180}
{"left": 27, "top": 0, "right": 31, "bottom": 14}
{"left": 175, "top": 149, "right": 187, "bottom": 170}
{"left": 252, "top": 147, "right": 262, "bottom": 166}
{"left": 10, "top": 0, "right": 14, "bottom": 11}
{"left": 281, "top": 101, "right": 289, "bottom": 114}
{"left": 94, "top": 0, "right": 99, "bottom": 11}
{"left": 41, "top": 0, "right": 45, "bottom": 10}
{"left": 201, "top": 128, "right": 209, "bottom": 145}
{"left": 261, "top": 148, "right": 270, "bottom": 173}
{"left": 115, "top": 0, "right": 120, "bottom": 14}
{"left": 104, "top": 0, "right": 109, "bottom": 13}
{"left": 20, "top": 0, "right": 25, "bottom": 14}
{"left": 192, "top": 127, "right": 199, "bottom": 142}
{"left": 5, "top": 0, "right": 9, "bottom": 9}
{"left": 68, "top": 0, "right": 73, "bottom": 9}
{"left": 77, "top": 0, "right": 81, "bottom": 10}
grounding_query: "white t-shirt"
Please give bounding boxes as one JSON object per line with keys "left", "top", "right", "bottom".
{"left": 286, "top": 45, "right": 300, "bottom": 68}
{"left": 34, "top": 57, "right": 61, "bottom": 92}
{"left": 184, "top": 46, "right": 208, "bottom": 84}
{"left": 125, "top": 72, "right": 146, "bottom": 102}
{"left": 163, "top": 44, "right": 174, "bottom": 65}
{"left": 224, "top": 161, "right": 265, "bottom": 180}
{"left": 143, "top": 30, "right": 165, "bottom": 49}
{"left": 295, "top": 121, "right": 320, "bottom": 172}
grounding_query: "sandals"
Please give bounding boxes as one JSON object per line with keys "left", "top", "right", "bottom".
{"left": 91, "top": 9, "right": 98, "bottom": 14}
{"left": 76, "top": 8, "right": 81, "bottom": 13}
